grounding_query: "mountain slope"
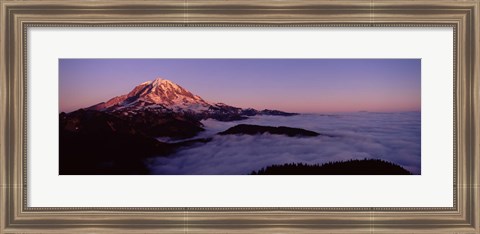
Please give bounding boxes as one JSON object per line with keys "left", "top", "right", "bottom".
{"left": 88, "top": 77, "right": 296, "bottom": 121}
{"left": 89, "top": 78, "right": 210, "bottom": 112}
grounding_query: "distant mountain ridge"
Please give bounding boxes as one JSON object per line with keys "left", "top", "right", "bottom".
{"left": 218, "top": 124, "right": 323, "bottom": 137}
{"left": 88, "top": 77, "right": 297, "bottom": 121}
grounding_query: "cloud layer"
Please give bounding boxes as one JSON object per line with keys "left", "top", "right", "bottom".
{"left": 147, "top": 112, "right": 421, "bottom": 175}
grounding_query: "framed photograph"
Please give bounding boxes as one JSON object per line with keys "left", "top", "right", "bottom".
{"left": 1, "top": 0, "right": 478, "bottom": 233}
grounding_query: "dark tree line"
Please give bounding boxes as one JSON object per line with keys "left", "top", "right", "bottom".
{"left": 251, "top": 158, "right": 412, "bottom": 175}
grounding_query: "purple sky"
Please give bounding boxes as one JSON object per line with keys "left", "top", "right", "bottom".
{"left": 59, "top": 59, "right": 421, "bottom": 113}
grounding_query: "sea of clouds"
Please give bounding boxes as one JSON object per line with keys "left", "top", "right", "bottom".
{"left": 147, "top": 112, "right": 421, "bottom": 175}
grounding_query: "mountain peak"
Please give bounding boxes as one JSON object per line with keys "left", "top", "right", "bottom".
{"left": 140, "top": 77, "right": 172, "bottom": 86}
{"left": 87, "top": 76, "right": 297, "bottom": 121}
{"left": 92, "top": 77, "right": 210, "bottom": 111}
{"left": 148, "top": 78, "right": 185, "bottom": 92}
{"left": 151, "top": 77, "right": 171, "bottom": 84}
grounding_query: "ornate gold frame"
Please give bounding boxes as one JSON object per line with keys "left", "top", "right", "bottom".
{"left": 1, "top": 0, "right": 479, "bottom": 233}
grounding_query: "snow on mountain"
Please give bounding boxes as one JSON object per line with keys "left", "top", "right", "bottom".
{"left": 88, "top": 77, "right": 297, "bottom": 121}
{"left": 90, "top": 78, "right": 212, "bottom": 113}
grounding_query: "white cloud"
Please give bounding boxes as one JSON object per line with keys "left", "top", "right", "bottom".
{"left": 147, "top": 112, "right": 421, "bottom": 175}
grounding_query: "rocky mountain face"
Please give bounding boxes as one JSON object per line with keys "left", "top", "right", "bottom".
{"left": 88, "top": 78, "right": 296, "bottom": 121}
{"left": 89, "top": 79, "right": 210, "bottom": 112}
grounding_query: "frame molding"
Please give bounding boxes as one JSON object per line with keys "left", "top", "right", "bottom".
{"left": 1, "top": 0, "right": 478, "bottom": 233}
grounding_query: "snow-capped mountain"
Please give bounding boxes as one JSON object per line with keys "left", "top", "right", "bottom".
{"left": 90, "top": 78, "right": 211, "bottom": 112}
{"left": 89, "top": 77, "right": 296, "bottom": 121}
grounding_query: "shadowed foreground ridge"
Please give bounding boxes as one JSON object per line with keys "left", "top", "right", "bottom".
{"left": 251, "top": 159, "right": 412, "bottom": 175}
{"left": 59, "top": 109, "right": 205, "bottom": 175}
{"left": 218, "top": 124, "right": 325, "bottom": 137}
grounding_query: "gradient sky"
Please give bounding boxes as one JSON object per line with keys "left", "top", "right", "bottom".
{"left": 59, "top": 59, "right": 421, "bottom": 113}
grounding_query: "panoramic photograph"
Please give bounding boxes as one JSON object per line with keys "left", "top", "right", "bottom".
{"left": 59, "top": 59, "right": 421, "bottom": 175}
